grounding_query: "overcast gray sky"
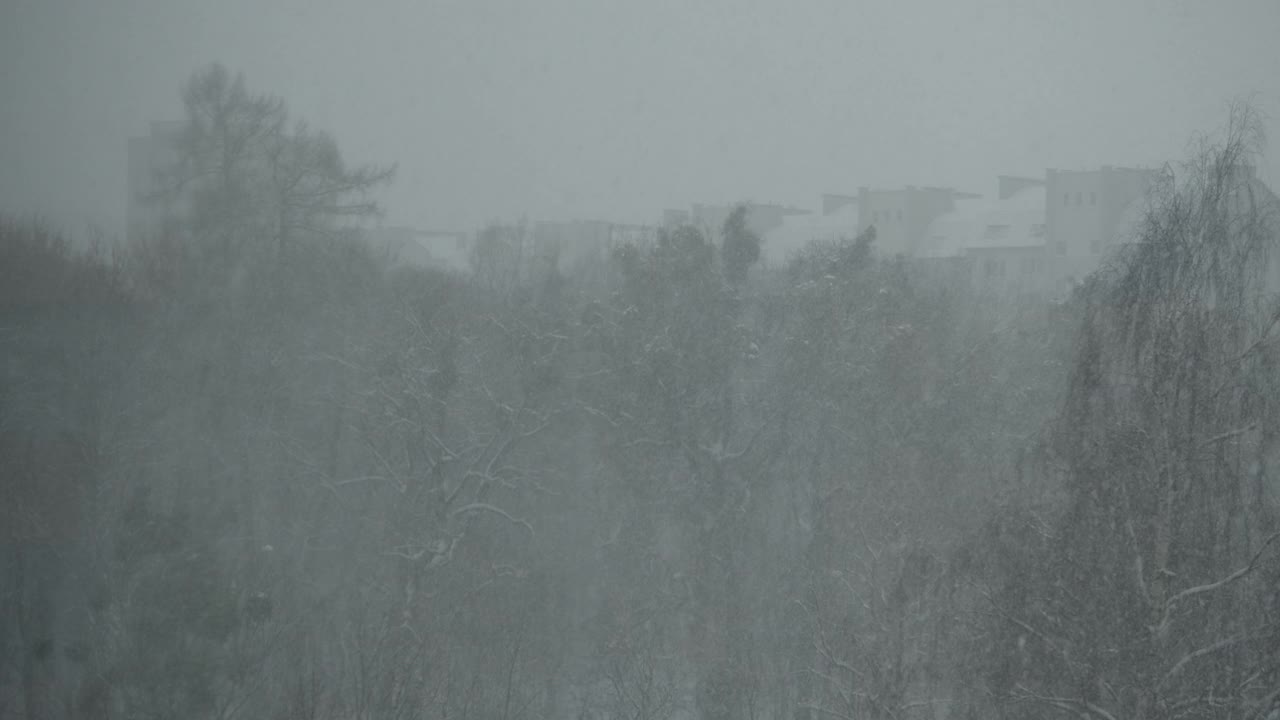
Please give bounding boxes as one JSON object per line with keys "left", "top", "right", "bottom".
{"left": 2, "top": 0, "right": 1278, "bottom": 237}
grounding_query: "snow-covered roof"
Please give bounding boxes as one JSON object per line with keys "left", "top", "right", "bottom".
{"left": 761, "top": 204, "right": 860, "bottom": 266}
{"left": 920, "top": 186, "right": 1047, "bottom": 258}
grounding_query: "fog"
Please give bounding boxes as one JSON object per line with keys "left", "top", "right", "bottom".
{"left": 4, "top": 3, "right": 1280, "bottom": 720}
{"left": 3, "top": 0, "right": 1279, "bottom": 233}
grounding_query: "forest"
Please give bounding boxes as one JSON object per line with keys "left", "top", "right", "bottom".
{"left": 3, "top": 66, "right": 1279, "bottom": 720}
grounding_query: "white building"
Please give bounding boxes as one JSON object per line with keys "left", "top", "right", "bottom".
{"left": 761, "top": 202, "right": 860, "bottom": 266}
{"left": 365, "top": 226, "right": 473, "bottom": 274}
{"left": 916, "top": 168, "right": 1161, "bottom": 298}
{"left": 920, "top": 182, "right": 1051, "bottom": 297}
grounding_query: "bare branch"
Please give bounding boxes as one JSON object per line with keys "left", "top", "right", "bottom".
{"left": 1198, "top": 423, "right": 1258, "bottom": 449}
{"left": 1162, "top": 630, "right": 1264, "bottom": 688}
{"left": 1161, "top": 530, "right": 1280, "bottom": 627}
{"left": 1011, "top": 684, "right": 1121, "bottom": 720}
{"left": 450, "top": 502, "right": 535, "bottom": 538}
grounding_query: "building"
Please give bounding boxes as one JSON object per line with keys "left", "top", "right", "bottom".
{"left": 651, "top": 166, "right": 1201, "bottom": 297}
{"left": 856, "top": 186, "right": 979, "bottom": 257}
{"left": 657, "top": 201, "right": 815, "bottom": 266}
{"left": 681, "top": 202, "right": 810, "bottom": 241}
{"left": 1044, "top": 165, "right": 1158, "bottom": 291}
{"left": 126, "top": 121, "right": 185, "bottom": 242}
{"left": 533, "top": 219, "right": 658, "bottom": 274}
{"left": 909, "top": 167, "right": 1162, "bottom": 298}
{"left": 924, "top": 184, "right": 1049, "bottom": 297}
{"left": 662, "top": 208, "right": 691, "bottom": 229}
{"left": 761, "top": 196, "right": 860, "bottom": 266}
{"left": 821, "top": 193, "right": 858, "bottom": 215}
{"left": 365, "top": 225, "right": 473, "bottom": 273}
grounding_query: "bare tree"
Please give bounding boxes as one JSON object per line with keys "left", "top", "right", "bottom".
{"left": 982, "top": 103, "right": 1280, "bottom": 720}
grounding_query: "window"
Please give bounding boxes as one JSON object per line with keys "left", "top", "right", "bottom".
{"left": 1031, "top": 223, "right": 1046, "bottom": 238}
{"left": 873, "top": 210, "right": 880, "bottom": 222}
{"left": 1090, "top": 192, "right": 1097, "bottom": 206}
{"left": 896, "top": 209, "right": 902, "bottom": 222}
{"left": 1075, "top": 191, "right": 1082, "bottom": 206}
{"left": 984, "top": 258, "right": 1006, "bottom": 278}
{"left": 1064, "top": 193, "right": 1070, "bottom": 206}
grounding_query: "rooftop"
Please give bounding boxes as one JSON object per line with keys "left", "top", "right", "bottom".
{"left": 920, "top": 185, "right": 1046, "bottom": 257}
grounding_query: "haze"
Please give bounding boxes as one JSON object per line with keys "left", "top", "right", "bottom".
{"left": 3, "top": 0, "right": 1279, "bottom": 235}
{"left": 8, "top": 1, "right": 1280, "bottom": 719}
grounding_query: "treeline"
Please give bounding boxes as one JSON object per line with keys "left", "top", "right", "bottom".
{"left": 1, "top": 68, "right": 1277, "bottom": 720}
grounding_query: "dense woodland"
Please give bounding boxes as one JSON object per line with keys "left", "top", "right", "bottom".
{"left": 3, "top": 66, "right": 1279, "bottom": 720}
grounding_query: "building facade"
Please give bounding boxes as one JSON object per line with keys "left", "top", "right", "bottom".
{"left": 856, "top": 186, "right": 975, "bottom": 257}
{"left": 1044, "top": 166, "right": 1157, "bottom": 291}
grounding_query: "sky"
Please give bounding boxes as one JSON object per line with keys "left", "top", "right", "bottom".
{"left": 2, "top": 0, "right": 1279, "bottom": 238}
